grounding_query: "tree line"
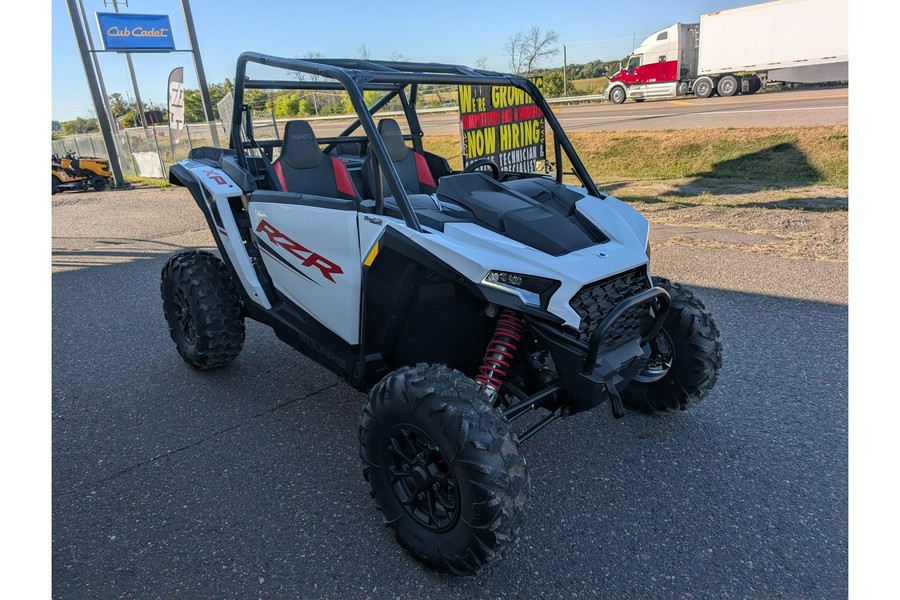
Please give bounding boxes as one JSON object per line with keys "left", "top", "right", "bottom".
{"left": 53, "top": 26, "right": 628, "bottom": 137}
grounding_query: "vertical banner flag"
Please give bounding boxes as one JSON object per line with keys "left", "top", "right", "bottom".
{"left": 168, "top": 67, "right": 185, "bottom": 144}
{"left": 458, "top": 77, "right": 546, "bottom": 173}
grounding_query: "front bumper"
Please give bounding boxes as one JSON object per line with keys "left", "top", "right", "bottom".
{"left": 532, "top": 286, "right": 671, "bottom": 413}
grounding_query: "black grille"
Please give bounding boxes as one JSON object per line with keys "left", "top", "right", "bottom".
{"left": 570, "top": 267, "right": 652, "bottom": 353}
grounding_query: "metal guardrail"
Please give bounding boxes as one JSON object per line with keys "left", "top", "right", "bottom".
{"left": 301, "top": 94, "right": 607, "bottom": 121}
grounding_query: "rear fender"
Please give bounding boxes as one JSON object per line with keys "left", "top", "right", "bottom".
{"left": 169, "top": 161, "right": 272, "bottom": 310}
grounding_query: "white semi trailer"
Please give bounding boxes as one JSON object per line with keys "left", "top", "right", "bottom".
{"left": 603, "top": 0, "right": 848, "bottom": 104}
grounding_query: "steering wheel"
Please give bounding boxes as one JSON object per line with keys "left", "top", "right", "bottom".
{"left": 463, "top": 158, "right": 500, "bottom": 180}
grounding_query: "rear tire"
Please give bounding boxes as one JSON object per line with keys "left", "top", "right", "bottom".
{"left": 51, "top": 176, "right": 59, "bottom": 195}
{"left": 359, "top": 364, "right": 528, "bottom": 575}
{"left": 609, "top": 86, "right": 626, "bottom": 104}
{"left": 621, "top": 277, "right": 722, "bottom": 413}
{"left": 160, "top": 250, "right": 245, "bottom": 370}
{"left": 717, "top": 75, "right": 739, "bottom": 97}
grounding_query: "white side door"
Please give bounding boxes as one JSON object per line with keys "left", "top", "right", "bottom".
{"left": 248, "top": 196, "right": 362, "bottom": 344}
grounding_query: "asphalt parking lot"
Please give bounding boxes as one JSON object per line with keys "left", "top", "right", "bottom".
{"left": 51, "top": 188, "right": 848, "bottom": 598}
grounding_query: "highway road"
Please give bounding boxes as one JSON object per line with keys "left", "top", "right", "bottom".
{"left": 51, "top": 188, "right": 847, "bottom": 598}
{"left": 308, "top": 87, "right": 848, "bottom": 136}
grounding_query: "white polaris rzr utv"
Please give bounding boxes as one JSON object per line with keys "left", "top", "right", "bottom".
{"left": 162, "top": 52, "right": 722, "bottom": 575}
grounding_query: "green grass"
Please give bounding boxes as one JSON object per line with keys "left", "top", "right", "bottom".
{"left": 425, "top": 125, "right": 848, "bottom": 189}
{"left": 125, "top": 176, "right": 175, "bottom": 189}
{"left": 570, "top": 76, "right": 609, "bottom": 94}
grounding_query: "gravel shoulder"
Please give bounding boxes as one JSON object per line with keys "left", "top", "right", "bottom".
{"left": 603, "top": 180, "right": 848, "bottom": 263}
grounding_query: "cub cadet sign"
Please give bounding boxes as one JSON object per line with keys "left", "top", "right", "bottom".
{"left": 96, "top": 13, "right": 175, "bottom": 51}
{"left": 458, "top": 77, "right": 545, "bottom": 173}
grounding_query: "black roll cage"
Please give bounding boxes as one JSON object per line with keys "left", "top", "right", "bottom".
{"left": 231, "top": 52, "right": 603, "bottom": 233}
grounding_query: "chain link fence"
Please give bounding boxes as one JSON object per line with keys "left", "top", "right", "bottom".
{"left": 51, "top": 113, "right": 284, "bottom": 182}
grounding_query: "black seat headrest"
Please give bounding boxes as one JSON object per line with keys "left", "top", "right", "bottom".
{"left": 280, "top": 120, "right": 324, "bottom": 169}
{"left": 378, "top": 119, "right": 409, "bottom": 162}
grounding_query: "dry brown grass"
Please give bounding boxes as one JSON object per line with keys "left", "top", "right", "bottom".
{"left": 423, "top": 127, "right": 848, "bottom": 262}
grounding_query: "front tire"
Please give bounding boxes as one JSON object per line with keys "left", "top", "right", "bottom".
{"left": 621, "top": 277, "right": 722, "bottom": 413}
{"left": 160, "top": 250, "right": 245, "bottom": 370}
{"left": 359, "top": 364, "right": 528, "bottom": 575}
{"left": 92, "top": 176, "right": 108, "bottom": 191}
{"left": 609, "top": 86, "right": 626, "bottom": 104}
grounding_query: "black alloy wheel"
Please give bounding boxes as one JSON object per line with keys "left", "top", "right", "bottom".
{"left": 385, "top": 425, "right": 459, "bottom": 532}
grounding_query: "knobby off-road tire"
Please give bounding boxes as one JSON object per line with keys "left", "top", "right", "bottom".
{"left": 359, "top": 364, "right": 528, "bottom": 575}
{"left": 160, "top": 250, "right": 245, "bottom": 370}
{"left": 621, "top": 277, "right": 722, "bottom": 414}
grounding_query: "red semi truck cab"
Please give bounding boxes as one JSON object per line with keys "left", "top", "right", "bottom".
{"left": 604, "top": 23, "right": 699, "bottom": 104}
{"left": 603, "top": 0, "right": 846, "bottom": 104}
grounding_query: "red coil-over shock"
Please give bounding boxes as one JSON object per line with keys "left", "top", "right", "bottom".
{"left": 476, "top": 308, "right": 525, "bottom": 395}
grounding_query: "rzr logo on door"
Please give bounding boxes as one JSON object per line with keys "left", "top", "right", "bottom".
{"left": 255, "top": 220, "right": 343, "bottom": 282}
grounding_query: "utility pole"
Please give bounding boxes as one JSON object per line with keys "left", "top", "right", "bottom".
{"left": 563, "top": 44, "right": 568, "bottom": 96}
{"left": 65, "top": 0, "right": 125, "bottom": 186}
{"left": 181, "top": 0, "right": 220, "bottom": 146}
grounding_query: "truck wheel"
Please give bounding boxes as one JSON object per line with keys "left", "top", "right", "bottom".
{"left": 91, "top": 176, "right": 108, "bottom": 191}
{"left": 160, "top": 250, "right": 245, "bottom": 370}
{"left": 359, "top": 364, "right": 529, "bottom": 575}
{"left": 717, "top": 75, "right": 739, "bottom": 97}
{"left": 621, "top": 277, "right": 722, "bottom": 414}
{"left": 694, "top": 77, "right": 715, "bottom": 99}
{"left": 609, "top": 86, "right": 626, "bottom": 104}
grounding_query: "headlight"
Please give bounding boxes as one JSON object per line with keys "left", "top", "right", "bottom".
{"left": 481, "top": 270, "right": 559, "bottom": 307}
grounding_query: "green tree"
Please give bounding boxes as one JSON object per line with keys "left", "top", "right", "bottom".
{"left": 244, "top": 89, "right": 271, "bottom": 113}
{"left": 206, "top": 82, "right": 230, "bottom": 108}
{"left": 183, "top": 88, "right": 205, "bottom": 123}
{"left": 272, "top": 92, "right": 302, "bottom": 118}
{"left": 183, "top": 83, "right": 235, "bottom": 123}
{"left": 107, "top": 92, "right": 139, "bottom": 127}
{"left": 60, "top": 116, "right": 99, "bottom": 135}
{"left": 542, "top": 69, "right": 564, "bottom": 97}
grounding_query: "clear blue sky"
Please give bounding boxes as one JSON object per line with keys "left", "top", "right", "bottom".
{"left": 52, "top": 0, "right": 760, "bottom": 121}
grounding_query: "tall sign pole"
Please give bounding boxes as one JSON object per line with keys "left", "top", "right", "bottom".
{"left": 107, "top": 1, "right": 151, "bottom": 143}
{"left": 65, "top": 0, "right": 125, "bottom": 186}
{"left": 77, "top": 0, "right": 119, "bottom": 156}
{"left": 181, "top": 0, "right": 220, "bottom": 146}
